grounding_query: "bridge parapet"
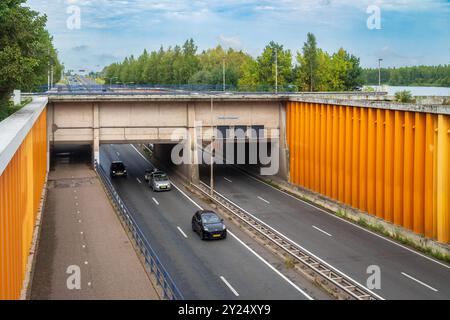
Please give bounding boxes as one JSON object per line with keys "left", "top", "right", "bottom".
{"left": 0, "top": 97, "right": 48, "bottom": 299}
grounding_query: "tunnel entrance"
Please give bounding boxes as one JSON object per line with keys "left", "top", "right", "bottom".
{"left": 50, "top": 144, "right": 92, "bottom": 169}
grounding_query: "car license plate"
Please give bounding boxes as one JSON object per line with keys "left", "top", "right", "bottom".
{"left": 213, "top": 234, "right": 221, "bottom": 238}
{"left": 160, "top": 186, "right": 167, "bottom": 189}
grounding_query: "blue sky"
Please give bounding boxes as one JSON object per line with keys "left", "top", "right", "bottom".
{"left": 26, "top": 0, "right": 450, "bottom": 72}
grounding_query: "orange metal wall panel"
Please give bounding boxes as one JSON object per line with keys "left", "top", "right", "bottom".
{"left": 344, "top": 107, "right": 353, "bottom": 205}
{"left": 351, "top": 107, "right": 360, "bottom": 209}
{"left": 413, "top": 113, "right": 426, "bottom": 234}
{"left": 375, "top": 109, "right": 385, "bottom": 219}
{"left": 305, "top": 104, "right": 311, "bottom": 189}
{"left": 393, "top": 111, "right": 404, "bottom": 226}
{"left": 338, "top": 106, "right": 345, "bottom": 203}
{"left": 286, "top": 102, "right": 450, "bottom": 244}
{"left": 403, "top": 112, "right": 414, "bottom": 230}
{"left": 359, "top": 108, "right": 368, "bottom": 212}
{"left": 325, "top": 106, "right": 333, "bottom": 197}
{"left": 367, "top": 108, "right": 376, "bottom": 216}
{"left": 436, "top": 115, "right": 450, "bottom": 243}
{"left": 320, "top": 104, "right": 327, "bottom": 195}
{"left": 299, "top": 103, "right": 305, "bottom": 186}
{"left": 424, "top": 114, "right": 435, "bottom": 238}
{"left": 0, "top": 109, "right": 47, "bottom": 300}
{"left": 384, "top": 110, "right": 394, "bottom": 223}
{"left": 331, "top": 106, "right": 339, "bottom": 199}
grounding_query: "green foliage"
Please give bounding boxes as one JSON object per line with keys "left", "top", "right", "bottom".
{"left": 0, "top": 97, "right": 32, "bottom": 122}
{"left": 103, "top": 34, "right": 364, "bottom": 92}
{"left": 297, "top": 33, "right": 319, "bottom": 91}
{"left": 0, "top": 0, "right": 61, "bottom": 107}
{"left": 363, "top": 65, "right": 450, "bottom": 87}
{"left": 297, "top": 41, "right": 363, "bottom": 92}
{"left": 395, "top": 90, "right": 414, "bottom": 103}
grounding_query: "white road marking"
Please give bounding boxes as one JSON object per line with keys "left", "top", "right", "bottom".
{"left": 136, "top": 178, "right": 142, "bottom": 184}
{"left": 129, "top": 144, "right": 313, "bottom": 300}
{"left": 210, "top": 187, "right": 383, "bottom": 300}
{"left": 401, "top": 272, "right": 438, "bottom": 292}
{"left": 236, "top": 168, "right": 450, "bottom": 270}
{"left": 152, "top": 197, "right": 159, "bottom": 206}
{"left": 229, "top": 231, "right": 313, "bottom": 300}
{"left": 224, "top": 177, "right": 233, "bottom": 183}
{"left": 177, "top": 227, "right": 188, "bottom": 239}
{"left": 312, "top": 226, "right": 332, "bottom": 237}
{"left": 220, "top": 276, "right": 240, "bottom": 297}
{"left": 257, "top": 196, "right": 270, "bottom": 204}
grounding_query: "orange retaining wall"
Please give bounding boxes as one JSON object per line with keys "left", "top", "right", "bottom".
{"left": 0, "top": 110, "right": 47, "bottom": 299}
{"left": 287, "top": 101, "right": 450, "bottom": 244}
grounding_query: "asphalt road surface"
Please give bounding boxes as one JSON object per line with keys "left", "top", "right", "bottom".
{"left": 199, "top": 164, "right": 450, "bottom": 300}
{"left": 99, "top": 144, "right": 313, "bottom": 300}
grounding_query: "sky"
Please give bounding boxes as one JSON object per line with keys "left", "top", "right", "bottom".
{"left": 26, "top": 0, "right": 450, "bottom": 72}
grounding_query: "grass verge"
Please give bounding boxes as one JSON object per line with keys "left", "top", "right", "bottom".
{"left": 0, "top": 98, "right": 32, "bottom": 122}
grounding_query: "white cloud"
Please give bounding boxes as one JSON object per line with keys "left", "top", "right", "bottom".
{"left": 218, "top": 35, "right": 243, "bottom": 50}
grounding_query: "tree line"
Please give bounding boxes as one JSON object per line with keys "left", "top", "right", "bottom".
{"left": 362, "top": 65, "right": 450, "bottom": 87}
{"left": 103, "top": 33, "right": 364, "bottom": 92}
{"left": 0, "top": 0, "right": 62, "bottom": 118}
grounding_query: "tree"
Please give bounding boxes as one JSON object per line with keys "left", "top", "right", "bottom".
{"left": 238, "top": 58, "right": 259, "bottom": 91}
{"left": 189, "top": 70, "right": 213, "bottom": 85}
{"left": 0, "top": 0, "right": 61, "bottom": 107}
{"left": 256, "top": 41, "right": 292, "bottom": 90}
{"left": 297, "top": 33, "right": 319, "bottom": 91}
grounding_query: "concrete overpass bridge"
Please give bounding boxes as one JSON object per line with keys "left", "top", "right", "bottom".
{"left": 1, "top": 92, "right": 449, "bottom": 300}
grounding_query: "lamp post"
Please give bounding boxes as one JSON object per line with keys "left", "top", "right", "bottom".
{"left": 378, "top": 58, "right": 383, "bottom": 89}
{"left": 210, "top": 97, "right": 215, "bottom": 196}
{"left": 275, "top": 48, "right": 278, "bottom": 94}
{"left": 222, "top": 58, "right": 226, "bottom": 92}
{"left": 109, "top": 77, "right": 118, "bottom": 88}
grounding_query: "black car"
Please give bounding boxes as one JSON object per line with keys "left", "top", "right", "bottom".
{"left": 110, "top": 161, "right": 127, "bottom": 178}
{"left": 192, "top": 210, "right": 227, "bottom": 240}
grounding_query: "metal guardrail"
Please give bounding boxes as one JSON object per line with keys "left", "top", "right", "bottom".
{"left": 192, "top": 181, "right": 382, "bottom": 301}
{"left": 95, "top": 161, "right": 184, "bottom": 300}
{"left": 30, "top": 84, "right": 388, "bottom": 96}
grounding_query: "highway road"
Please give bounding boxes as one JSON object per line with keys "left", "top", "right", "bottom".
{"left": 199, "top": 164, "right": 450, "bottom": 300}
{"left": 99, "top": 144, "right": 314, "bottom": 300}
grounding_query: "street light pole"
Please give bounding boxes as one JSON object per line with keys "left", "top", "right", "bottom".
{"left": 378, "top": 58, "right": 383, "bottom": 89}
{"left": 210, "top": 97, "right": 215, "bottom": 196}
{"left": 275, "top": 49, "right": 278, "bottom": 94}
{"left": 223, "top": 58, "right": 226, "bottom": 92}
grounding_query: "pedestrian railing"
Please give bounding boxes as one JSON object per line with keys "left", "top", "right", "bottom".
{"left": 95, "top": 161, "right": 184, "bottom": 300}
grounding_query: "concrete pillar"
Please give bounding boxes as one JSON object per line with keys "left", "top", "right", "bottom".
{"left": 187, "top": 103, "right": 199, "bottom": 184}
{"left": 46, "top": 102, "right": 53, "bottom": 172}
{"left": 278, "top": 102, "right": 289, "bottom": 180}
{"left": 93, "top": 102, "right": 100, "bottom": 166}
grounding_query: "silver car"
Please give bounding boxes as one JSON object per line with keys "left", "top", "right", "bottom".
{"left": 149, "top": 171, "right": 171, "bottom": 192}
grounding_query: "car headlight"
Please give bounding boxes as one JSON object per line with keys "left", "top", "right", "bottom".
{"left": 222, "top": 225, "right": 227, "bottom": 230}
{"left": 112, "top": 171, "right": 116, "bottom": 173}
{"left": 203, "top": 226, "right": 209, "bottom": 231}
